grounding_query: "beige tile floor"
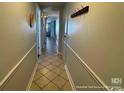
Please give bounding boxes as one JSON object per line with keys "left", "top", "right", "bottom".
{"left": 30, "top": 38, "right": 72, "bottom": 91}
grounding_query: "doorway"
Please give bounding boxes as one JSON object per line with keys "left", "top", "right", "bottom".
{"left": 41, "top": 16, "right": 59, "bottom": 55}
{"left": 36, "top": 5, "right": 42, "bottom": 58}
{"left": 38, "top": 6, "right": 61, "bottom": 57}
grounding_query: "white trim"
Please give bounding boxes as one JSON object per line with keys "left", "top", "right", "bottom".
{"left": 57, "top": 52, "right": 64, "bottom": 60}
{"left": 64, "top": 41, "right": 109, "bottom": 91}
{"left": 0, "top": 43, "right": 37, "bottom": 89}
{"left": 26, "top": 63, "right": 38, "bottom": 91}
{"left": 58, "top": 52, "right": 62, "bottom": 56}
{"left": 58, "top": 52, "right": 62, "bottom": 55}
{"left": 64, "top": 65, "right": 76, "bottom": 91}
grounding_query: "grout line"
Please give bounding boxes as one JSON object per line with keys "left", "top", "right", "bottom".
{"left": 38, "top": 69, "right": 50, "bottom": 77}
{"left": 33, "top": 81, "right": 43, "bottom": 90}
{"left": 50, "top": 80, "right": 62, "bottom": 90}
{"left": 33, "top": 73, "right": 51, "bottom": 89}
{"left": 33, "top": 73, "right": 43, "bottom": 82}
{"left": 38, "top": 72, "right": 60, "bottom": 90}
{"left": 40, "top": 64, "right": 51, "bottom": 67}
{"left": 58, "top": 72, "right": 69, "bottom": 81}
{"left": 50, "top": 74, "right": 68, "bottom": 90}
{"left": 59, "top": 79, "right": 68, "bottom": 90}
{"left": 50, "top": 69, "right": 64, "bottom": 75}
{"left": 40, "top": 62, "right": 64, "bottom": 69}
{"left": 35, "top": 64, "right": 66, "bottom": 82}
{"left": 40, "top": 81, "right": 52, "bottom": 89}
{"left": 39, "top": 64, "right": 65, "bottom": 78}
{"left": 42, "top": 71, "right": 58, "bottom": 82}
{"left": 41, "top": 70, "right": 65, "bottom": 90}
{"left": 32, "top": 70, "right": 64, "bottom": 90}
{"left": 35, "top": 46, "right": 68, "bottom": 90}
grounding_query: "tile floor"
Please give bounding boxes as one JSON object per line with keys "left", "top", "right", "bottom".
{"left": 30, "top": 37, "right": 72, "bottom": 91}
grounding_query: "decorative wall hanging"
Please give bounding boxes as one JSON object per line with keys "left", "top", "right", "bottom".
{"left": 29, "top": 12, "right": 35, "bottom": 27}
{"left": 71, "top": 6, "right": 89, "bottom": 18}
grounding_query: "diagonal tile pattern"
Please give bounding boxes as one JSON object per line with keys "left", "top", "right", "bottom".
{"left": 30, "top": 37, "right": 72, "bottom": 91}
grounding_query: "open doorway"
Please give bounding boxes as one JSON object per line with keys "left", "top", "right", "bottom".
{"left": 36, "top": 4, "right": 42, "bottom": 58}
{"left": 41, "top": 8, "right": 60, "bottom": 55}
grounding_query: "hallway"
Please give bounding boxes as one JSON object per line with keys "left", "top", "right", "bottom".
{"left": 30, "top": 37, "right": 72, "bottom": 91}
{"left": 1, "top": 2, "right": 124, "bottom": 91}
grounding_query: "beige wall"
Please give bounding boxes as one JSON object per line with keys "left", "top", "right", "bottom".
{"left": 0, "top": 3, "right": 37, "bottom": 90}
{"left": 63, "top": 2, "right": 124, "bottom": 90}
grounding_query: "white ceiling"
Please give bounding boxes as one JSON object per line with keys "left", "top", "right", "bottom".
{"left": 39, "top": 2, "right": 66, "bottom": 22}
{"left": 43, "top": 7, "right": 59, "bottom": 17}
{"left": 39, "top": 2, "right": 65, "bottom": 9}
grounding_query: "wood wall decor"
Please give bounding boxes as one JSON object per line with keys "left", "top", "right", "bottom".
{"left": 71, "top": 6, "right": 89, "bottom": 18}
{"left": 29, "top": 13, "right": 35, "bottom": 28}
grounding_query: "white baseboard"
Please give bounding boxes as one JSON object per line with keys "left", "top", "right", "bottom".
{"left": 57, "top": 52, "right": 63, "bottom": 59}
{"left": 26, "top": 63, "right": 38, "bottom": 91}
{"left": 64, "top": 64, "right": 76, "bottom": 91}
{"left": 57, "top": 51, "right": 62, "bottom": 56}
